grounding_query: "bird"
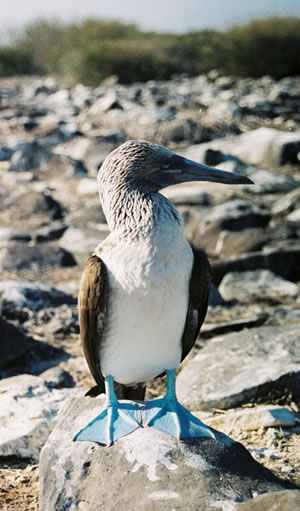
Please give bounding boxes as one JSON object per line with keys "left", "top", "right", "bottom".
{"left": 74, "top": 139, "right": 253, "bottom": 446}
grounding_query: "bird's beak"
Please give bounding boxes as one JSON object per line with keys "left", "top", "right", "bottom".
{"left": 148, "top": 154, "right": 254, "bottom": 189}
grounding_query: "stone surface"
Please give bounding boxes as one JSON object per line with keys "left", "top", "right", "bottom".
{"left": 177, "top": 324, "right": 300, "bottom": 411}
{"left": 0, "top": 316, "right": 31, "bottom": 368}
{"left": 182, "top": 128, "right": 300, "bottom": 168}
{"left": 0, "top": 374, "right": 78, "bottom": 460}
{"left": 39, "top": 397, "right": 295, "bottom": 511}
{"left": 0, "top": 280, "right": 76, "bottom": 315}
{"left": 202, "top": 405, "right": 298, "bottom": 433}
{"left": 0, "top": 242, "right": 77, "bottom": 271}
{"left": 219, "top": 270, "right": 299, "bottom": 301}
{"left": 211, "top": 244, "right": 300, "bottom": 285}
{"left": 184, "top": 200, "right": 270, "bottom": 253}
{"left": 236, "top": 490, "right": 300, "bottom": 511}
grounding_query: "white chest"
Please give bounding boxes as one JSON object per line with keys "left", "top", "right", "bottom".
{"left": 95, "top": 217, "right": 194, "bottom": 385}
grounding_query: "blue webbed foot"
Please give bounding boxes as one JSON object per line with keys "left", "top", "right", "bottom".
{"left": 145, "top": 397, "right": 215, "bottom": 439}
{"left": 73, "top": 376, "right": 142, "bottom": 446}
{"left": 74, "top": 401, "right": 141, "bottom": 445}
{"left": 145, "top": 369, "right": 215, "bottom": 440}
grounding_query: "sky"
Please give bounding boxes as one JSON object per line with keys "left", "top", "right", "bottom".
{"left": 1, "top": 0, "right": 300, "bottom": 33}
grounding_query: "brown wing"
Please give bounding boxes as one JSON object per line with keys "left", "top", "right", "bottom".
{"left": 78, "top": 255, "right": 108, "bottom": 394}
{"left": 180, "top": 245, "right": 211, "bottom": 362}
{"left": 78, "top": 254, "right": 146, "bottom": 400}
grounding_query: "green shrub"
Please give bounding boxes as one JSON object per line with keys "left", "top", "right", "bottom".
{"left": 0, "top": 46, "right": 35, "bottom": 76}
{"left": 0, "top": 16, "right": 299, "bottom": 83}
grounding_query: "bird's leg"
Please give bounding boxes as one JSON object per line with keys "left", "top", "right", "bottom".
{"left": 145, "top": 369, "right": 215, "bottom": 440}
{"left": 74, "top": 376, "right": 142, "bottom": 446}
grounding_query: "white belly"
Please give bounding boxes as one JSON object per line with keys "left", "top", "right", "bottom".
{"left": 95, "top": 227, "right": 193, "bottom": 385}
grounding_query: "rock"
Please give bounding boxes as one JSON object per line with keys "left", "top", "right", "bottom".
{"left": 0, "top": 316, "right": 31, "bottom": 368}
{"left": 242, "top": 169, "right": 299, "bottom": 195}
{"left": 0, "top": 319, "right": 69, "bottom": 378}
{"left": 208, "top": 284, "right": 226, "bottom": 306}
{"left": 33, "top": 221, "right": 69, "bottom": 243}
{"left": 0, "top": 146, "right": 14, "bottom": 161}
{"left": 0, "top": 280, "right": 77, "bottom": 317}
{"left": 39, "top": 397, "right": 295, "bottom": 511}
{"left": 272, "top": 188, "right": 300, "bottom": 215}
{"left": 177, "top": 324, "right": 300, "bottom": 411}
{"left": 8, "top": 142, "right": 53, "bottom": 171}
{"left": 182, "top": 128, "right": 300, "bottom": 168}
{"left": 215, "top": 228, "right": 272, "bottom": 257}
{"left": 200, "top": 315, "right": 268, "bottom": 339}
{"left": 0, "top": 242, "right": 77, "bottom": 271}
{"left": 0, "top": 374, "right": 78, "bottom": 460}
{"left": 219, "top": 270, "right": 299, "bottom": 301}
{"left": 236, "top": 489, "right": 300, "bottom": 511}
{"left": 211, "top": 244, "right": 300, "bottom": 285}
{"left": 0, "top": 189, "right": 65, "bottom": 227}
{"left": 162, "top": 184, "right": 211, "bottom": 206}
{"left": 184, "top": 200, "right": 270, "bottom": 253}
{"left": 202, "top": 405, "right": 298, "bottom": 433}
{"left": 89, "top": 91, "right": 123, "bottom": 114}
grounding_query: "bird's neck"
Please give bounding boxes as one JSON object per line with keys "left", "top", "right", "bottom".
{"left": 100, "top": 185, "right": 182, "bottom": 240}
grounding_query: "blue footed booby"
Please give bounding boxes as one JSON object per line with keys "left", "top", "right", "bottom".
{"left": 74, "top": 140, "right": 253, "bottom": 445}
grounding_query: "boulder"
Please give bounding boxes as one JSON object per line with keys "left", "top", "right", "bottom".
{"left": 236, "top": 490, "right": 300, "bottom": 510}
{"left": 39, "top": 397, "right": 295, "bottom": 511}
{"left": 0, "top": 280, "right": 77, "bottom": 317}
{"left": 8, "top": 142, "right": 53, "bottom": 171}
{"left": 211, "top": 244, "right": 300, "bottom": 285}
{"left": 0, "top": 242, "right": 77, "bottom": 271}
{"left": 0, "top": 373, "right": 78, "bottom": 460}
{"left": 177, "top": 324, "right": 300, "bottom": 411}
{"left": 203, "top": 405, "right": 298, "bottom": 433}
{"left": 182, "top": 128, "right": 300, "bottom": 168}
{"left": 219, "top": 270, "right": 299, "bottom": 301}
{"left": 184, "top": 200, "right": 270, "bottom": 253}
{"left": 0, "top": 316, "right": 31, "bottom": 368}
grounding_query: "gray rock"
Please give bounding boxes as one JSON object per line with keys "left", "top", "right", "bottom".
{"left": 182, "top": 128, "right": 300, "bottom": 168}
{"left": 0, "top": 146, "right": 14, "bottom": 161}
{"left": 219, "top": 270, "right": 299, "bottom": 301}
{"left": 33, "top": 221, "right": 69, "bottom": 243}
{"left": 208, "top": 284, "right": 226, "bottom": 306}
{"left": 39, "top": 397, "right": 294, "bottom": 511}
{"left": 0, "top": 318, "right": 69, "bottom": 378}
{"left": 203, "top": 405, "right": 298, "bottom": 433}
{"left": 0, "top": 374, "right": 79, "bottom": 460}
{"left": 177, "top": 324, "right": 300, "bottom": 410}
{"left": 200, "top": 315, "right": 268, "bottom": 339}
{"left": 236, "top": 490, "right": 300, "bottom": 511}
{"left": 242, "top": 169, "right": 299, "bottom": 194}
{"left": 0, "top": 189, "right": 65, "bottom": 224}
{"left": 8, "top": 142, "right": 53, "bottom": 171}
{"left": 162, "top": 184, "right": 211, "bottom": 206}
{"left": 0, "top": 242, "right": 77, "bottom": 271}
{"left": 272, "top": 188, "right": 300, "bottom": 215}
{"left": 89, "top": 91, "right": 123, "bottom": 114}
{"left": 0, "top": 316, "right": 31, "bottom": 368}
{"left": 215, "top": 228, "right": 272, "bottom": 257}
{"left": 184, "top": 200, "right": 270, "bottom": 253}
{"left": 211, "top": 244, "right": 300, "bottom": 285}
{"left": 0, "top": 280, "right": 76, "bottom": 315}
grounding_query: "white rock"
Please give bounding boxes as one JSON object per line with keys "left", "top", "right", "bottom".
{"left": 0, "top": 374, "right": 79, "bottom": 459}
{"left": 219, "top": 269, "right": 299, "bottom": 301}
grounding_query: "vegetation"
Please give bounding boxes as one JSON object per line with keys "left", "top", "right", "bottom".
{"left": 0, "top": 16, "right": 299, "bottom": 84}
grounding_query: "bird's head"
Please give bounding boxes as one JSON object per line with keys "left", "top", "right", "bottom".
{"left": 98, "top": 139, "right": 253, "bottom": 194}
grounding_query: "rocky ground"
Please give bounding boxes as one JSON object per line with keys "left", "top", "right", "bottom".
{"left": 0, "top": 73, "right": 299, "bottom": 510}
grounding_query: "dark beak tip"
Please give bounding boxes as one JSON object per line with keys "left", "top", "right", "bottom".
{"left": 243, "top": 176, "right": 255, "bottom": 185}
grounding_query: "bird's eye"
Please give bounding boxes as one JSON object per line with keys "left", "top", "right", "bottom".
{"left": 162, "top": 162, "right": 171, "bottom": 169}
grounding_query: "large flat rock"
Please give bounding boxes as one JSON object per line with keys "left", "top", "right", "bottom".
{"left": 39, "top": 397, "right": 295, "bottom": 511}
{"left": 177, "top": 324, "right": 300, "bottom": 411}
